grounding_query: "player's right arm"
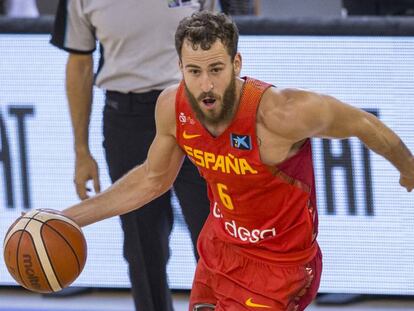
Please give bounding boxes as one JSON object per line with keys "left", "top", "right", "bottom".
{"left": 66, "top": 53, "right": 101, "bottom": 200}
{"left": 63, "top": 86, "right": 185, "bottom": 227}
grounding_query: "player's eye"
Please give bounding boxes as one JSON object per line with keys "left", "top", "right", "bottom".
{"left": 211, "top": 67, "right": 222, "bottom": 73}
{"left": 189, "top": 69, "right": 201, "bottom": 75}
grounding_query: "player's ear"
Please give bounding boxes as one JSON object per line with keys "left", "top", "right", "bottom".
{"left": 233, "top": 52, "right": 242, "bottom": 76}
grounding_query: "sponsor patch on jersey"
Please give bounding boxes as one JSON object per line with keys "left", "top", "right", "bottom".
{"left": 230, "top": 134, "right": 252, "bottom": 150}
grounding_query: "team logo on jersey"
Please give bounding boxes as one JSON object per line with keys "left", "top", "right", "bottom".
{"left": 183, "top": 131, "right": 201, "bottom": 139}
{"left": 231, "top": 134, "right": 252, "bottom": 150}
{"left": 178, "top": 112, "right": 195, "bottom": 125}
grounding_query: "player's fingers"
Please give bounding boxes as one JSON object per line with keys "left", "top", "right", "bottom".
{"left": 75, "top": 180, "right": 89, "bottom": 200}
{"left": 399, "top": 176, "right": 413, "bottom": 192}
{"left": 93, "top": 173, "right": 101, "bottom": 194}
{"left": 404, "top": 184, "right": 413, "bottom": 192}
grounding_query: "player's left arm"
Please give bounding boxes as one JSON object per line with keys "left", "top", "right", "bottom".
{"left": 280, "top": 88, "right": 414, "bottom": 192}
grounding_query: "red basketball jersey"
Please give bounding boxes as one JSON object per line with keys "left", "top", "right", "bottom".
{"left": 176, "top": 77, "right": 318, "bottom": 265}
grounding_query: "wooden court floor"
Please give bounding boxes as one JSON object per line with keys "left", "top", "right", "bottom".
{"left": 1, "top": 287, "right": 414, "bottom": 311}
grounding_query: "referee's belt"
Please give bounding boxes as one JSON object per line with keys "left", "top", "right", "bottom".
{"left": 105, "top": 90, "right": 162, "bottom": 113}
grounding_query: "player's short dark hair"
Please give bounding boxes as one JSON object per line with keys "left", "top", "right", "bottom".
{"left": 175, "top": 11, "right": 239, "bottom": 60}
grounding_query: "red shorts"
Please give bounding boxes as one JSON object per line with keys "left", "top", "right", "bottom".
{"left": 189, "top": 240, "right": 322, "bottom": 311}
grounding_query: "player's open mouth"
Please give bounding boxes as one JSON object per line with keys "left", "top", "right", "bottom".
{"left": 202, "top": 97, "right": 216, "bottom": 108}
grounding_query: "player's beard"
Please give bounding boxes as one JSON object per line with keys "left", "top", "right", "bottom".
{"left": 185, "top": 73, "right": 237, "bottom": 126}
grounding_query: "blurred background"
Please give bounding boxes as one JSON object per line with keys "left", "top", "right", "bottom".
{"left": 0, "top": 0, "right": 414, "bottom": 310}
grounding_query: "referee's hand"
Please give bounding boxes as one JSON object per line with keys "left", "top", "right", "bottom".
{"left": 74, "top": 152, "right": 101, "bottom": 199}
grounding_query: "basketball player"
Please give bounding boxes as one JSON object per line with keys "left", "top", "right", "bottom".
{"left": 63, "top": 11, "right": 414, "bottom": 311}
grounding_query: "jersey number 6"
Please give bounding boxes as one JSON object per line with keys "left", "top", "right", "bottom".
{"left": 217, "top": 183, "right": 234, "bottom": 210}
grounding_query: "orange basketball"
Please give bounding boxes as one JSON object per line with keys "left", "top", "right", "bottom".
{"left": 3, "top": 209, "right": 87, "bottom": 293}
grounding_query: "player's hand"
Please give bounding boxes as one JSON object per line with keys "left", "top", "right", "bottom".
{"left": 74, "top": 152, "right": 101, "bottom": 200}
{"left": 399, "top": 156, "right": 414, "bottom": 192}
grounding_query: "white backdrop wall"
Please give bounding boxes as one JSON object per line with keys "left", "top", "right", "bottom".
{"left": 0, "top": 35, "right": 413, "bottom": 293}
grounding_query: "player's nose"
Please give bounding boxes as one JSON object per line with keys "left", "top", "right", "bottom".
{"left": 200, "top": 74, "right": 213, "bottom": 93}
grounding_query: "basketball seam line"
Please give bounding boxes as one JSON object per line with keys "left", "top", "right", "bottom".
{"left": 26, "top": 231, "right": 54, "bottom": 292}
{"left": 27, "top": 211, "right": 54, "bottom": 291}
{"left": 16, "top": 212, "right": 47, "bottom": 288}
{"left": 36, "top": 221, "right": 63, "bottom": 290}
{"left": 25, "top": 217, "right": 61, "bottom": 292}
{"left": 22, "top": 211, "right": 82, "bottom": 232}
{"left": 36, "top": 218, "right": 83, "bottom": 273}
{"left": 16, "top": 212, "right": 38, "bottom": 289}
{"left": 15, "top": 234, "right": 24, "bottom": 287}
{"left": 43, "top": 220, "right": 82, "bottom": 281}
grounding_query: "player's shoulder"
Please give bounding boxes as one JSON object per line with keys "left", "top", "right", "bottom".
{"left": 156, "top": 84, "right": 179, "bottom": 112}
{"left": 262, "top": 86, "right": 311, "bottom": 105}
{"left": 155, "top": 84, "right": 180, "bottom": 133}
{"left": 260, "top": 87, "right": 295, "bottom": 114}
{"left": 260, "top": 86, "right": 318, "bottom": 116}
{"left": 259, "top": 86, "right": 318, "bottom": 134}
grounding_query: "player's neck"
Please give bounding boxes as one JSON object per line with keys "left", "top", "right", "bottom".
{"left": 203, "top": 122, "right": 230, "bottom": 137}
